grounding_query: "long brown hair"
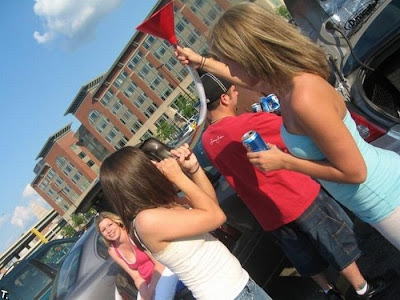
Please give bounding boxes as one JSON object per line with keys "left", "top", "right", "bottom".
{"left": 209, "top": 3, "right": 329, "bottom": 96}
{"left": 100, "top": 146, "right": 177, "bottom": 229}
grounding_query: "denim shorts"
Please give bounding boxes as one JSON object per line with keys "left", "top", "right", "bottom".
{"left": 234, "top": 277, "right": 272, "bottom": 300}
{"left": 272, "top": 189, "right": 362, "bottom": 276}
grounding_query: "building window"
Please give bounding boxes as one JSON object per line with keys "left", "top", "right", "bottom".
{"left": 78, "top": 151, "right": 86, "bottom": 159}
{"left": 96, "top": 118, "right": 109, "bottom": 133}
{"left": 106, "top": 128, "right": 119, "bottom": 143}
{"left": 112, "top": 100, "right": 123, "bottom": 114}
{"left": 55, "top": 177, "right": 63, "bottom": 187}
{"left": 156, "top": 113, "right": 169, "bottom": 127}
{"left": 47, "top": 169, "right": 56, "bottom": 179}
{"left": 131, "top": 120, "right": 143, "bottom": 134}
{"left": 120, "top": 110, "right": 133, "bottom": 125}
{"left": 47, "top": 188, "right": 55, "bottom": 197}
{"left": 138, "top": 64, "right": 152, "bottom": 80}
{"left": 63, "top": 163, "right": 74, "bottom": 175}
{"left": 142, "top": 35, "right": 155, "bottom": 49}
{"left": 187, "top": 33, "right": 197, "bottom": 46}
{"left": 134, "top": 93, "right": 147, "bottom": 108}
{"left": 114, "top": 71, "right": 128, "bottom": 88}
{"left": 39, "top": 179, "right": 48, "bottom": 190}
{"left": 123, "top": 82, "right": 137, "bottom": 98}
{"left": 81, "top": 180, "right": 90, "bottom": 191}
{"left": 100, "top": 90, "right": 114, "bottom": 106}
{"left": 128, "top": 52, "right": 143, "bottom": 69}
{"left": 72, "top": 172, "right": 82, "bottom": 184}
{"left": 150, "top": 76, "right": 162, "bottom": 91}
{"left": 88, "top": 110, "right": 100, "bottom": 125}
{"left": 144, "top": 103, "right": 157, "bottom": 118}
{"left": 115, "top": 136, "right": 128, "bottom": 150}
{"left": 176, "top": 21, "right": 185, "bottom": 33}
{"left": 87, "top": 160, "right": 95, "bottom": 167}
{"left": 62, "top": 185, "right": 71, "bottom": 195}
{"left": 140, "top": 130, "right": 153, "bottom": 142}
{"left": 56, "top": 156, "right": 66, "bottom": 168}
{"left": 156, "top": 45, "right": 167, "bottom": 57}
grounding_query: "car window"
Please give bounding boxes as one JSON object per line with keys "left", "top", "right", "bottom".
{"left": 96, "top": 233, "right": 109, "bottom": 259}
{"left": 7, "top": 264, "right": 53, "bottom": 300}
{"left": 51, "top": 247, "right": 81, "bottom": 299}
{"left": 35, "top": 241, "right": 76, "bottom": 269}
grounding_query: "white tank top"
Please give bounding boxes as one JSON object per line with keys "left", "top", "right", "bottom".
{"left": 152, "top": 233, "right": 249, "bottom": 300}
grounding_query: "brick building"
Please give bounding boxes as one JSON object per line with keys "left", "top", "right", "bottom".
{"left": 31, "top": 125, "right": 101, "bottom": 216}
{"left": 31, "top": 0, "right": 285, "bottom": 219}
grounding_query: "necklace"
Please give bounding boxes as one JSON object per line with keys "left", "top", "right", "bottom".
{"left": 210, "top": 117, "right": 224, "bottom": 124}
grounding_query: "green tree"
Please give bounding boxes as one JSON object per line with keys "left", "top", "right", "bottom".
{"left": 174, "top": 95, "right": 197, "bottom": 120}
{"left": 156, "top": 121, "right": 178, "bottom": 142}
{"left": 61, "top": 224, "right": 76, "bottom": 237}
{"left": 71, "top": 213, "right": 86, "bottom": 228}
{"left": 276, "top": 5, "right": 291, "bottom": 20}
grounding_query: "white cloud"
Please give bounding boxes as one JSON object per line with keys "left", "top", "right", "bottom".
{"left": 22, "top": 184, "right": 37, "bottom": 197}
{"left": 33, "top": 0, "right": 123, "bottom": 47}
{"left": 11, "top": 206, "right": 35, "bottom": 228}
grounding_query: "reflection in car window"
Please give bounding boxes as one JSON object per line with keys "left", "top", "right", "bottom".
{"left": 35, "top": 241, "right": 75, "bottom": 269}
{"left": 96, "top": 233, "right": 109, "bottom": 259}
{"left": 52, "top": 247, "right": 81, "bottom": 299}
{"left": 10, "top": 265, "right": 52, "bottom": 299}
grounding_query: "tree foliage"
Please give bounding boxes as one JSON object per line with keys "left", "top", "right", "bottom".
{"left": 156, "top": 121, "right": 178, "bottom": 142}
{"left": 61, "top": 224, "right": 76, "bottom": 237}
{"left": 174, "top": 95, "right": 197, "bottom": 120}
{"left": 276, "top": 5, "right": 291, "bottom": 20}
{"left": 71, "top": 213, "right": 86, "bottom": 228}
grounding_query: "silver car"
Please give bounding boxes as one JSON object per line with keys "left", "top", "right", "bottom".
{"left": 285, "top": 0, "right": 400, "bottom": 153}
{"left": 49, "top": 225, "right": 136, "bottom": 300}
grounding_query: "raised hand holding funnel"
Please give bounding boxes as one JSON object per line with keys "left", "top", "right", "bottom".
{"left": 136, "top": 1, "right": 207, "bottom": 148}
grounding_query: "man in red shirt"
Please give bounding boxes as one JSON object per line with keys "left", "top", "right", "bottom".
{"left": 200, "top": 72, "right": 386, "bottom": 299}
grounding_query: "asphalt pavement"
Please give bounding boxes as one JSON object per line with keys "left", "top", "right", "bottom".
{"left": 259, "top": 212, "right": 400, "bottom": 300}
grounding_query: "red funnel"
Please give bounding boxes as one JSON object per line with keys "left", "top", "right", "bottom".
{"left": 136, "top": 1, "right": 178, "bottom": 45}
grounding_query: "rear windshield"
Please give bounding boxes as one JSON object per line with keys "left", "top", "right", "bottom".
{"left": 343, "top": 0, "right": 400, "bottom": 74}
{"left": 317, "top": 0, "right": 385, "bottom": 37}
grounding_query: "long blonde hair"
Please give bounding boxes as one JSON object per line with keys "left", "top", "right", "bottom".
{"left": 95, "top": 211, "right": 125, "bottom": 247}
{"left": 209, "top": 3, "right": 329, "bottom": 95}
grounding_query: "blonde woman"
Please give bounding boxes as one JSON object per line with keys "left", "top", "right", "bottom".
{"left": 176, "top": 3, "right": 397, "bottom": 298}
{"left": 96, "top": 212, "right": 179, "bottom": 300}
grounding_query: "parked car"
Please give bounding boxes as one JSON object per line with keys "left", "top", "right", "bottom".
{"left": 285, "top": 0, "right": 400, "bottom": 151}
{"left": 0, "top": 238, "right": 77, "bottom": 300}
{"left": 49, "top": 224, "right": 130, "bottom": 300}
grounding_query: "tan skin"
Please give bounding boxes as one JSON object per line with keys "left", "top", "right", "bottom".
{"left": 134, "top": 144, "right": 226, "bottom": 254}
{"left": 98, "top": 218, "right": 163, "bottom": 300}
{"left": 176, "top": 46, "right": 367, "bottom": 184}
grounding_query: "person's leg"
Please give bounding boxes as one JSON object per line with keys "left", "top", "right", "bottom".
{"left": 271, "top": 223, "right": 335, "bottom": 293}
{"left": 370, "top": 206, "right": 400, "bottom": 250}
{"left": 297, "top": 189, "right": 390, "bottom": 298}
{"left": 153, "top": 267, "right": 179, "bottom": 300}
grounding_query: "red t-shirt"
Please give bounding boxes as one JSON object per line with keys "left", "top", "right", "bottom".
{"left": 201, "top": 112, "right": 320, "bottom": 231}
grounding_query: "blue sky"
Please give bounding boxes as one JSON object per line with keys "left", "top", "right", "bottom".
{"left": 0, "top": 0, "right": 158, "bottom": 255}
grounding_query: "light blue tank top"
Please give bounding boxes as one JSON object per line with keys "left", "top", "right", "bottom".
{"left": 281, "top": 110, "right": 400, "bottom": 223}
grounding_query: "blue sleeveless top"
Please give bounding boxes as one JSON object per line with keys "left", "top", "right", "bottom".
{"left": 281, "top": 110, "right": 400, "bottom": 223}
